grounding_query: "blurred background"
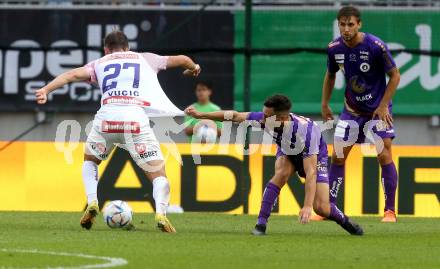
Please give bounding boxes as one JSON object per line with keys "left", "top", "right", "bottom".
{"left": 0, "top": 0, "right": 439, "bottom": 216}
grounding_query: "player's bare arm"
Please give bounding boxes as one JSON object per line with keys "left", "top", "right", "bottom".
{"left": 35, "top": 66, "right": 91, "bottom": 104}
{"left": 372, "top": 68, "right": 401, "bottom": 127}
{"left": 321, "top": 71, "right": 336, "bottom": 121}
{"left": 166, "top": 55, "right": 201, "bottom": 77}
{"left": 299, "top": 155, "right": 318, "bottom": 224}
{"left": 184, "top": 106, "right": 249, "bottom": 123}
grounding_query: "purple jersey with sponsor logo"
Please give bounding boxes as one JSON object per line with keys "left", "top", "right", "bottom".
{"left": 247, "top": 112, "right": 329, "bottom": 183}
{"left": 246, "top": 112, "right": 327, "bottom": 159}
{"left": 327, "top": 33, "right": 396, "bottom": 114}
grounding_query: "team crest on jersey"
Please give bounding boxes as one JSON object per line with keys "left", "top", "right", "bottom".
{"left": 360, "top": 62, "right": 370, "bottom": 72}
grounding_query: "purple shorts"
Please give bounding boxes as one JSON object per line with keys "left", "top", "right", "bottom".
{"left": 335, "top": 109, "right": 395, "bottom": 144}
{"left": 276, "top": 147, "right": 329, "bottom": 184}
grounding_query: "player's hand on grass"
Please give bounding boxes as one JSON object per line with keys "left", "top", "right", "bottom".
{"left": 321, "top": 104, "right": 334, "bottom": 122}
{"left": 184, "top": 106, "right": 201, "bottom": 118}
{"left": 35, "top": 88, "right": 48, "bottom": 104}
{"left": 183, "top": 64, "right": 201, "bottom": 77}
{"left": 372, "top": 104, "right": 393, "bottom": 128}
{"left": 299, "top": 206, "right": 312, "bottom": 224}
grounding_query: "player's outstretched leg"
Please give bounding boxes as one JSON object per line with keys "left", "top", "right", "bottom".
{"left": 80, "top": 159, "right": 100, "bottom": 230}
{"left": 252, "top": 156, "right": 291, "bottom": 235}
{"left": 314, "top": 183, "right": 363, "bottom": 236}
{"left": 252, "top": 182, "right": 280, "bottom": 236}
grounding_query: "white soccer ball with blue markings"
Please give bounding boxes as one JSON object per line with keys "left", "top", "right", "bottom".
{"left": 103, "top": 200, "right": 133, "bottom": 229}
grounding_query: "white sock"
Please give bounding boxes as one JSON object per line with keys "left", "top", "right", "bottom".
{"left": 82, "top": 161, "right": 98, "bottom": 204}
{"left": 152, "top": 176, "right": 170, "bottom": 215}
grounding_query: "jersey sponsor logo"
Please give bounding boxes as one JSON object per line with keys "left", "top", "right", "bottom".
{"left": 360, "top": 51, "right": 369, "bottom": 61}
{"left": 133, "top": 145, "right": 159, "bottom": 160}
{"left": 355, "top": 93, "right": 373, "bottom": 102}
{"left": 102, "top": 96, "right": 150, "bottom": 107}
{"left": 349, "top": 76, "right": 367, "bottom": 94}
{"left": 335, "top": 54, "right": 344, "bottom": 64}
{"left": 360, "top": 62, "right": 370, "bottom": 72}
{"left": 101, "top": 121, "right": 140, "bottom": 134}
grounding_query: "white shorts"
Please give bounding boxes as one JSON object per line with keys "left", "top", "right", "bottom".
{"left": 85, "top": 117, "right": 164, "bottom": 166}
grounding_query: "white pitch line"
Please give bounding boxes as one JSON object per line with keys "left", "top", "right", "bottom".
{"left": 0, "top": 248, "right": 128, "bottom": 269}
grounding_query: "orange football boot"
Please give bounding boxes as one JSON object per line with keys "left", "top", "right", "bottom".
{"left": 381, "top": 210, "right": 397, "bottom": 223}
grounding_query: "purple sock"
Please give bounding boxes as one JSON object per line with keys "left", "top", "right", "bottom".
{"left": 257, "top": 182, "right": 280, "bottom": 225}
{"left": 381, "top": 162, "right": 398, "bottom": 212}
{"left": 328, "top": 203, "right": 347, "bottom": 225}
{"left": 329, "top": 164, "right": 344, "bottom": 204}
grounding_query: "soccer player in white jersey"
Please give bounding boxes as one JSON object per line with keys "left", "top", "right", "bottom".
{"left": 35, "top": 30, "right": 201, "bottom": 233}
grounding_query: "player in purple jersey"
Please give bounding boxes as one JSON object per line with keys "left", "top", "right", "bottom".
{"left": 185, "top": 94, "right": 363, "bottom": 235}
{"left": 321, "top": 6, "right": 400, "bottom": 222}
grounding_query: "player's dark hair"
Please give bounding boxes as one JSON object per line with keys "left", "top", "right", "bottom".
{"left": 264, "top": 94, "right": 292, "bottom": 113}
{"left": 196, "top": 80, "right": 214, "bottom": 91}
{"left": 337, "top": 6, "right": 361, "bottom": 22}
{"left": 104, "top": 30, "right": 129, "bottom": 51}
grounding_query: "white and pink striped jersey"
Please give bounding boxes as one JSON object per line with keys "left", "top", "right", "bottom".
{"left": 86, "top": 51, "right": 167, "bottom": 108}
{"left": 85, "top": 51, "right": 183, "bottom": 124}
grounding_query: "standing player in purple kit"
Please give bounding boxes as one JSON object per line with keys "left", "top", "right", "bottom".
{"left": 321, "top": 6, "right": 400, "bottom": 222}
{"left": 185, "top": 94, "right": 363, "bottom": 235}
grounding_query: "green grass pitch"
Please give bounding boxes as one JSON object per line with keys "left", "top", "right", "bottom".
{"left": 0, "top": 212, "right": 439, "bottom": 269}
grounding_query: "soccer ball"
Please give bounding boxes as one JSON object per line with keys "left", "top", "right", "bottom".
{"left": 194, "top": 124, "right": 217, "bottom": 143}
{"left": 103, "top": 200, "right": 133, "bottom": 228}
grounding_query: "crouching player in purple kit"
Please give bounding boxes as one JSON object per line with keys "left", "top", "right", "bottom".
{"left": 322, "top": 7, "right": 400, "bottom": 222}
{"left": 185, "top": 94, "right": 363, "bottom": 236}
